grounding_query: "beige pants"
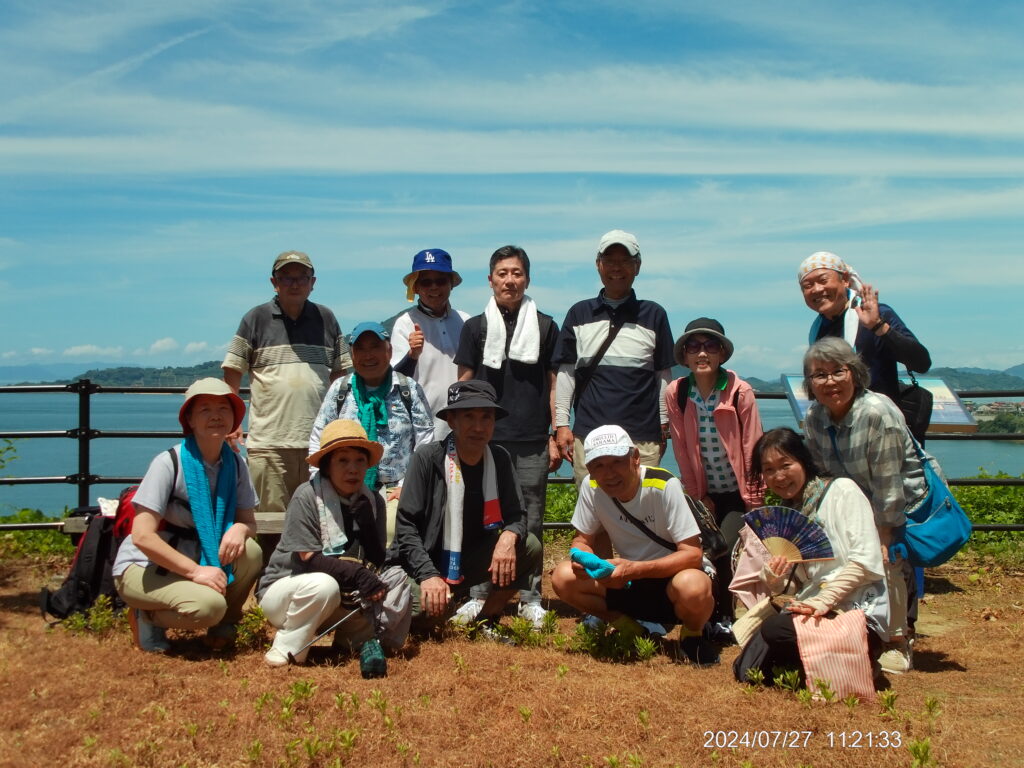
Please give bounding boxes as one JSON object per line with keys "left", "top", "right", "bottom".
{"left": 115, "top": 538, "right": 263, "bottom": 630}
{"left": 247, "top": 447, "right": 310, "bottom": 515}
{"left": 571, "top": 435, "right": 663, "bottom": 486}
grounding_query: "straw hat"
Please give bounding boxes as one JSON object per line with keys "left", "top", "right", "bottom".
{"left": 306, "top": 420, "right": 384, "bottom": 467}
{"left": 178, "top": 378, "right": 246, "bottom": 434}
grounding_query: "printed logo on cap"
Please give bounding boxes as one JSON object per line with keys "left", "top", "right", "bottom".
{"left": 424, "top": 251, "right": 436, "bottom": 263}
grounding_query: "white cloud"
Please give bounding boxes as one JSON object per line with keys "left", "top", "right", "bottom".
{"left": 1, "top": 351, "right": 15, "bottom": 359}
{"left": 63, "top": 344, "right": 124, "bottom": 357}
{"left": 183, "top": 341, "right": 210, "bottom": 355}
{"left": 30, "top": 347, "right": 54, "bottom": 356}
{"left": 148, "top": 337, "right": 179, "bottom": 354}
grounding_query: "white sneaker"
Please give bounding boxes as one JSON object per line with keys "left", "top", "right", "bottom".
{"left": 264, "top": 647, "right": 290, "bottom": 668}
{"left": 878, "top": 641, "right": 913, "bottom": 675}
{"left": 448, "top": 598, "right": 485, "bottom": 626}
{"left": 517, "top": 602, "right": 548, "bottom": 630}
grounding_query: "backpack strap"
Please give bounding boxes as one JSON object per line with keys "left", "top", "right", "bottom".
{"left": 335, "top": 373, "right": 353, "bottom": 414}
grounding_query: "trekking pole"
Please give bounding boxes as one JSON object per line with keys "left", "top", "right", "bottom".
{"left": 286, "top": 597, "right": 367, "bottom": 665}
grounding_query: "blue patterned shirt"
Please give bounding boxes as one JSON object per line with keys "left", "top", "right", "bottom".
{"left": 309, "top": 373, "right": 435, "bottom": 486}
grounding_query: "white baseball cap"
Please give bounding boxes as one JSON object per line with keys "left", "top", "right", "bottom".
{"left": 583, "top": 425, "right": 636, "bottom": 465}
{"left": 598, "top": 229, "right": 640, "bottom": 259}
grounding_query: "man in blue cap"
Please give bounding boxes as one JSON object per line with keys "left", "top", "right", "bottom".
{"left": 391, "top": 249, "right": 470, "bottom": 438}
{"left": 311, "top": 321, "right": 435, "bottom": 548}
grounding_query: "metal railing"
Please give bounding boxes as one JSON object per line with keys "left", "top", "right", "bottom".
{"left": 1, "top": 380, "right": 1022, "bottom": 532}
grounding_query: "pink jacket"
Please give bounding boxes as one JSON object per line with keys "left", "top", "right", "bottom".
{"left": 665, "top": 369, "right": 765, "bottom": 511}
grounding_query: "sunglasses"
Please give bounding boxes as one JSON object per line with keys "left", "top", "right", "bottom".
{"left": 683, "top": 339, "right": 723, "bottom": 355}
{"left": 416, "top": 277, "right": 450, "bottom": 288}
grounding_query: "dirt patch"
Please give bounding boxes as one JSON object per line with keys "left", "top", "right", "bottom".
{"left": 1, "top": 551, "right": 1022, "bottom": 768}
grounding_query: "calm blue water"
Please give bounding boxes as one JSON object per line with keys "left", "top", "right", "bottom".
{"left": 1, "top": 392, "right": 1021, "bottom": 516}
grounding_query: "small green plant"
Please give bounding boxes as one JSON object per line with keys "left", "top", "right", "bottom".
{"left": 637, "top": 709, "right": 650, "bottom": 730}
{"left": 61, "top": 594, "right": 124, "bottom": 636}
{"left": 843, "top": 693, "right": 859, "bottom": 713}
{"left": 302, "top": 735, "right": 327, "bottom": 761}
{"left": 556, "top": 663, "right": 569, "bottom": 679}
{"left": 83, "top": 735, "right": 97, "bottom": 749}
{"left": 626, "top": 752, "right": 643, "bottom": 768}
{"left": 453, "top": 651, "right": 468, "bottom": 673}
{"left": 795, "top": 687, "right": 814, "bottom": 708}
{"left": 236, "top": 605, "right": 270, "bottom": 650}
{"left": 744, "top": 667, "right": 765, "bottom": 686}
{"left": 369, "top": 689, "right": 388, "bottom": 715}
{"left": 245, "top": 739, "right": 262, "bottom": 762}
{"left": 633, "top": 635, "right": 657, "bottom": 661}
{"left": 506, "top": 616, "right": 543, "bottom": 646}
{"left": 772, "top": 668, "right": 802, "bottom": 692}
{"left": 908, "top": 737, "right": 937, "bottom": 768}
{"left": 519, "top": 705, "right": 533, "bottom": 724}
{"left": 255, "top": 691, "right": 274, "bottom": 713}
{"left": 923, "top": 695, "right": 942, "bottom": 720}
{"left": 418, "top": 693, "right": 432, "bottom": 708}
{"left": 878, "top": 689, "right": 899, "bottom": 718}
{"left": 289, "top": 679, "right": 317, "bottom": 702}
{"left": 814, "top": 679, "right": 837, "bottom": 703}
{"left": 334, "top": 728, "right": 359, "bottom": 754}
{"left": 540, "top": 609, "right": 558, "bottom": 635}
{"left": 604, "top": 756, "right": 621, "bottom": 768}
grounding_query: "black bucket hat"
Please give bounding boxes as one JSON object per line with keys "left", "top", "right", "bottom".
{"left": 436, "top": 380, "right": 508, "bottom": 420}
{"left": 673, "top": 317, "right": 734, "bottom": 366}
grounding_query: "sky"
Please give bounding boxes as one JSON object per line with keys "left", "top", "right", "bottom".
{"left": 1, "top": 0, "right": 1023, "bottom": 379}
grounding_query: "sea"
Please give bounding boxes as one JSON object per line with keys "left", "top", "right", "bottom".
{"left": 0, "top": 391, "right": 1021, "bottom": 517}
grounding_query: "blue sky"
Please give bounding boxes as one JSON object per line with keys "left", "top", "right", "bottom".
{"left": 2, "top": 0, "right": 1023, "bottom": 378}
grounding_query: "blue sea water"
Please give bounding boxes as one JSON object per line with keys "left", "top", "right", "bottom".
{"left": 0, "top": 392, "right": 1021, "bottom": 516}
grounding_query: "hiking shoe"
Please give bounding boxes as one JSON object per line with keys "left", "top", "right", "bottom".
{"left": 359, "top": 638, "right": 387, "bottom": 679}
{"left": 448, "top": 598, "right": 485, "bottom": 626}
{"left": 264, "top": 647, "right": 290, "bottom": 668}
{"left": 203, "top": 623, "right": 237, "bottom": 652}
{"left": 637, "top": 620, "right": 673, "bottom": 638}
{"left": 129, "top": 609, "right": 170, "bottom": 653}
{"left": 517, "top": 602, "right": 549, "bottom": 630}
{"left": 681, "top": 628, "right": 721, "bottom": 667}
{"left": 878, "top": 640, "right": 913, "bottom": 674}
{"left": 707, "top": 619, "right": 737, "bottom": 646}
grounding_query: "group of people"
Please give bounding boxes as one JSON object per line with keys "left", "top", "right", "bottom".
{"left": 111, "top": 233, "right": 934, "bottom": 685}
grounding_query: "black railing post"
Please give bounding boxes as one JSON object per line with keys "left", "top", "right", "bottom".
{"left": 75, "top": 379, "right": 94, "bottom": 508}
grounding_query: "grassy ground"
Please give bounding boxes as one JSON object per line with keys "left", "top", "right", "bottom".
{"left": 2, "top": 536, "right": 1023, "bottom": 768}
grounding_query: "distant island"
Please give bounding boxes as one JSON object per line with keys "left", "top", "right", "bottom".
{"left": 13, "top": 361, "right": 1022, "bottom": 394}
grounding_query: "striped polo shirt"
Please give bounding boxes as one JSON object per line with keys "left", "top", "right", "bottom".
{"left": 222, "top": 298, "right": 351, "bottom": 450}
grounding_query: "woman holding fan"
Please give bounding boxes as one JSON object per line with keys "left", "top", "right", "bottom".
{"left": 737, "top": 428, "right": 889, "bottom": 685}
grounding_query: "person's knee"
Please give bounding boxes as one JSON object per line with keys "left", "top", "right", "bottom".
{"left": 180, "top": 591, "right": 229, "bottom": 628}
{"left": 668, "top": 570, "right": 714, "bottom": 619}
{"left": 551, "top": 559, "right": 575, "bottom": 597}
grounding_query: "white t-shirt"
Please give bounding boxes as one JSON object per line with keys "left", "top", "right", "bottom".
{"left": 572, "top": 466, "right": 700, "bottom": 562}
{"left": 391, "top": 304, "right": 470, "bottom": 437}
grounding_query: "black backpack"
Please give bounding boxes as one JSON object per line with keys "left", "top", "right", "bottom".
{"left": 39, "top": 510, "right": 123, "bottom": 621}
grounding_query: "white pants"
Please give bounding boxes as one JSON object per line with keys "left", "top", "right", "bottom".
{"left": 260, "top": 565, "right": 411, "bottom": 663}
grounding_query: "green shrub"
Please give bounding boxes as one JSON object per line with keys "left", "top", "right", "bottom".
{"left": 0, "top": 508, "right": 75, "bottom": 558}
{"left": 954, "top": 472, "right": 1024, "bottom": 564}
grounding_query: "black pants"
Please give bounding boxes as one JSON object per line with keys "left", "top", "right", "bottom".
{"left": 708, "top": 490, "right": 744, "bottom": 622}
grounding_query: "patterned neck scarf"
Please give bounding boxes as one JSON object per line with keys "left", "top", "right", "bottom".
{"left": 180, "top": 436, "right": 237, "bottom": 584}
{"left": 351, "top": 370, "right": 391, "bottom": 489}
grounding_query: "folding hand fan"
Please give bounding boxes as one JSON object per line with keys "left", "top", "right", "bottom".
{"left": 742, "top": 506, "right": 834, "bottom": 562}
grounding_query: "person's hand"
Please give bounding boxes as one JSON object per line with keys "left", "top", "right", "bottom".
{"left": 367, "top": 587, "right": 386, "bottom": 602}
{"left": 853, "top": 283, "right": 883, "bottom": 330}
{"left": 408, "top": 323, "right": 425, "bottom": 360}
{"left": 787, "top": 599, "right": 829, "bottom": 618}
{"left": 602, "top": 558, "right": 634, "bottom": 589}
{"left": 488, "top": 531, "right": 518, "bottom": 588}
{"left": 189, "top": 564, "right": 227, "bottom": 594}
{"left": 387, "top": 486, "right": 402, "bottom": 502}
{"left": 555, "top": 426, "right": 574, "bottom": 463}
{"left": 218, "top": 524, "right": 249, "bottom": 565}
{"left": 420, "top": 576, "right": 452, "bottom": 617}
{"left": 547, "top": 436, "right": 563, "bottom": 472}
{"left": 767, "top": 555, "right": 789, "bottom": 577}
{"left": 225, "top": 426, "right": 245, "bottom": 453}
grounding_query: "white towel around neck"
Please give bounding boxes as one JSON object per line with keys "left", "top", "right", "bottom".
{"left": 482, "top": 295, "right": 540, "bottom": 369}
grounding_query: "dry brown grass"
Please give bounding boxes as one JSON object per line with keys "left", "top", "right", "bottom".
{"left": 2, "top": 548, "right": 1022, "bottom": 768}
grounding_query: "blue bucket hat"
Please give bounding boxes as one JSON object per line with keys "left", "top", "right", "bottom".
{"left": 347, "top": 321, "right": 390, "bottom": 345}
{"left": 403, "top": 249, "right": 462, "bottom": 301}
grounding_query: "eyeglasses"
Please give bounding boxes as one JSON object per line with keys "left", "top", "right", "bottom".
{"left": 809, "top": 368, "right": 850, "bottom": 384}
{"left": 416, "top": 277, "right": 450, "bottom": 288}
{"left": 275, "top": 275, "right": 312, "bottom": 287}
{"left": 598, "top": 256, "right": 638, "bottom": 268}
{"left": 684, "top": 339, "right": 723, "bottom": 355}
